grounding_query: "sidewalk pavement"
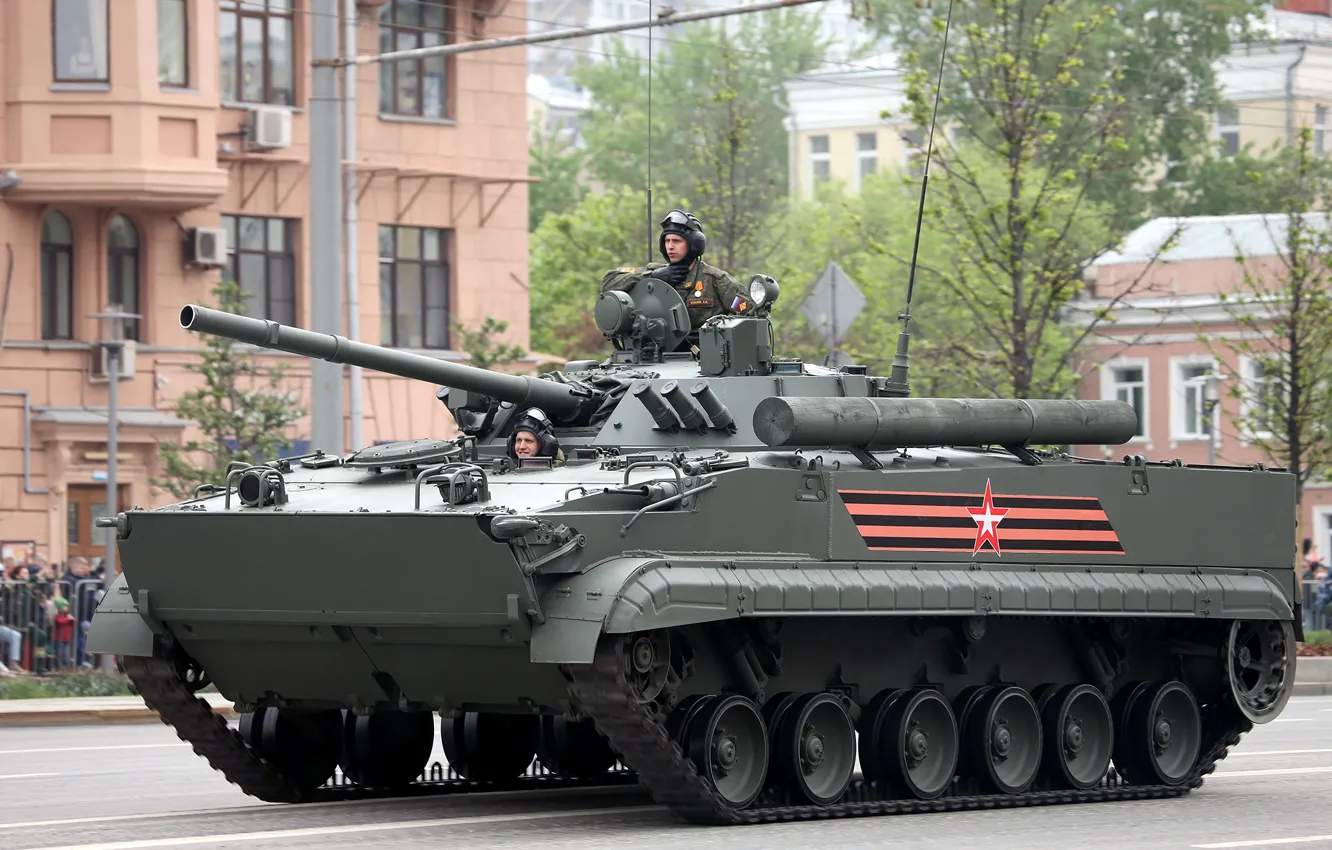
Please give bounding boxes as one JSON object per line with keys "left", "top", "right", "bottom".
{"left": 1296, "top": 655, "right": 1332, "bottom": 696}
{"left": 0, "top": 692, "right": 235, "bottom": 727}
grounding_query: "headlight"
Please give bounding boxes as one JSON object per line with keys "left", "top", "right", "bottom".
{"left": 749, "top": 277, "right": 767, "bottom": 306}
{"left": 747, "top": 275, "right": 780, "bottom": 309}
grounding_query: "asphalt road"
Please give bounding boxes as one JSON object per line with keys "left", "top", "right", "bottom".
{"left": 2, "top": 697, "right": 1332, "bottom": 850}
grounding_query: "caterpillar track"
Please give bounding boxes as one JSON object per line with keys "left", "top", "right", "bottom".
{"left": 121, "top": 648, "right": 638, "bottom": 804}
{"left": 563, "top": 633, "right": 1256, "bottom": 826}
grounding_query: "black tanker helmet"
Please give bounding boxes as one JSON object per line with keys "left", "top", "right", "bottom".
{"left": 659, "top": 209, "right": 707, "bottom": 264}
{"left": 507, "top": 407, "right": 559, "bottom": 460}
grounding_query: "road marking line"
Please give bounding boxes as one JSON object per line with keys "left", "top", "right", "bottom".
{"left": 18, "top": 805, "right": 662, "bottom": 850}
{"left": 0, "top": 784, "right": 649, "bottom": 830}
{"left": 1211, "top": 766, "right": 1332, "bottom": 778}
{"left": 0, "top": 744, "right": 183, "bottom": 755}
{"left": 0, "top": 773, "right": 58, "bottom": 780}
{"left": 1226, "top": 748, "right": 1332, "bottom": 757}
{"left": 1271, "top": 718, "right": 1313, "bottom": 723}
{"left": 1193, "top": 834, "right": 1332, "bottom": 848}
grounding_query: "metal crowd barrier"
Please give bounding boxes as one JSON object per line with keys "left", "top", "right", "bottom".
{"left": 0, "top": 577, "right": 105, "bottom": 674}
{"left": 1302, "top": 578, "right": 1332, "bottom": 635}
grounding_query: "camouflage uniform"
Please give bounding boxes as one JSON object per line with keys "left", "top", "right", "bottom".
{"left": 600, "top": 259, "right": 754, "bottom": 330}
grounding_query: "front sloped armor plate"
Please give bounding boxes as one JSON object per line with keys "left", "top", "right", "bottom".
{"left": 114, "top": 511, "right": 566, "bottom": 710}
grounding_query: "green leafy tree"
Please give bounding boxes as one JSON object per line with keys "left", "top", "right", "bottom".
{"left": 874, "top": 0, "right": 1267, "bottom": 228}
{"left": 900, "top": 0, "right": 1184, "bottom": 399}
{"left": 1165, "top": 138, "right": 1332, "bottom": 218}
{"left": 755, "top": 173, "right": 978, "bottom": 396}
{"left": 154, "top": 277, "right": 306, "bottom": 500}
{"left": 573, "top": 9, "right": 831, "bottom": 269}
{"left": 1201, "top": 127, "right": 1332, "bottom": 515}
{"left": 529, "top": 185, "right": 657, "bottom": 361}
{"left": 453, "top": 317, "right": 527, "bottom": 370}
{"left": 529, "top": 130, "right": 588, "bottom": 232}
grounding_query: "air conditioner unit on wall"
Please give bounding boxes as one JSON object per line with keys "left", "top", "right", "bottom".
{"left": 248, "top": 106, "right": 292, "bottom": 150}
{"left": 89, "top": 341, "right": 136, "bottom": 383}
{"left": 187, "top": 227, "right": 227, "bottom": 268}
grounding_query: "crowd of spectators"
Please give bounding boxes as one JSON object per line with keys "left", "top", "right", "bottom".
{"left": 0, "top": 550, "right": 105, "bottom": 676}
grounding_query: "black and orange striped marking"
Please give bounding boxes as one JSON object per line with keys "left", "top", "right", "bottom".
{"left": 838, "top": 484, "right": 1126, "bottom": 556}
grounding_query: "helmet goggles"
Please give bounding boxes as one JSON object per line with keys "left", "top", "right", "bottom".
{"left": 660, "top": 210, "right": 702, "bottom": 233}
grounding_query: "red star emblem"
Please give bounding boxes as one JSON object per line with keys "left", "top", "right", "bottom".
{"left": 967, "top": 479, "right": 1009, "bottom": 556}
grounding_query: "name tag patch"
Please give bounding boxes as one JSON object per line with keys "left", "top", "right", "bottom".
{"left": 687, "top": 297, "right": 715, "bottom": 308}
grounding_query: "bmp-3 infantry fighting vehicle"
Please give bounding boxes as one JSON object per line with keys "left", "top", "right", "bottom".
{"left": 88, "top": 274, "right": 1299, "bottom": 825}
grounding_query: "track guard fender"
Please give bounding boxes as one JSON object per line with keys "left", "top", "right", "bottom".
{"left": 86, "top": 573, "right": 158, "bottom": 658}
{"left": 529, "top": 556, "right": 661, "bottom": 664}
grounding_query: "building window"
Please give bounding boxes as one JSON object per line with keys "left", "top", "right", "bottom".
{"left": 379, "top": 225, "right": 450, "bottom": 349}
{"left": 106, "top": 215, "right": 140, "bottom": 341}
{"left": 1105, "top": 363, "right": 1147, "bottom": 439}
{"left": 1175, "top": 361, "right": 1214, "bottom": 439}
{"left": 157, "top": 0, "right": 188, "bottom": 87}
{"left": 221, "top": 215, "right": 297, "bottom": 325}
{"left": 856, "top": 132, "right": 877, "bottom": 187}
{"left": 379, "top": 0, "right": 450, "bottom": 119}
{"left": 41, "top": 213, "right": 75, "bottom": 341}
{"left": 220, "top": 0, "right": 295, "bottom": 106}
{"left": 1217, "top": 107, "right": 1240, "bottom": 157}
{"left": 1317, "top": 105, "right": 1328, "bottom": 156}
{"left": 1241, "top": 355, "right": 1279, "bottom": 439}
{"left": 809, "top": 135, "right": 830, "bottom": 193}
{"left": 53, "top": 0, "right": 109, "bottom": 83}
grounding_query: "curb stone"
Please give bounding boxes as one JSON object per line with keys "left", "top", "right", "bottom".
{"left": 0, "top": 693, "right": 236, "bottom": 727}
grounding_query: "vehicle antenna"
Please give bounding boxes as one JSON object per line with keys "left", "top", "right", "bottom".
{"left": 884, "top": 0, "right": 955, "bottom": 398}
{"left": 646, "top": 0, "right": 654, "bottom": 263}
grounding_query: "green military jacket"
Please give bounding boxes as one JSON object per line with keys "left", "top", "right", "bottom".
{"left": 600, "top": 259, "right": 753, "bottom": 329}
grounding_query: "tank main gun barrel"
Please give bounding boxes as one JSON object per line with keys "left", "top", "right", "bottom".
{"left": 179, "top": 305, "right": 585, "bottom": 417}
{"left": 753, "top": 397, "right": 1139, "bottom": 449}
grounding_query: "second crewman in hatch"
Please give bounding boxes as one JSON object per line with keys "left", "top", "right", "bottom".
{"left": 600, "top": 210, "right": 753, "bottom": 340}
{"left": 506, "top": 407, "right": 565, "bottom": 467}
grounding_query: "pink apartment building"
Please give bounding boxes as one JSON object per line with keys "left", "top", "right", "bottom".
{"left": 0, "top": 0, "right": 533, "bottom": 566}
{"left": 1069, "top": 213, "right": 1332, "bottom": 558}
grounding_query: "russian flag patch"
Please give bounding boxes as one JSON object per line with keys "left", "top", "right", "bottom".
{"left": 731, "top": 295, "right": 749, "bottom": 311}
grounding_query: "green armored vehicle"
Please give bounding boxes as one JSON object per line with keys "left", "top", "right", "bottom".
{"left": 88, "top": 274, "right": 1299, "bottom": 825}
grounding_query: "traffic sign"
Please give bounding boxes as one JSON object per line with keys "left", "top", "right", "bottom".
{"left": 799, "top": 261, "right": 865, "bottom": 349}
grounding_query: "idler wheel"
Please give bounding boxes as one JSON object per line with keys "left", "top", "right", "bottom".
{"left": 962, "top": 686, "right": 1042, "bottom": 795}
{"left": 537, "top": 715, "right": 618, "bottom": 777}
{"left": 683, "top": 694, "right": 769, "bottom": 809}
{"left": 773, "top": 692, "right": 856, "bottom": 806}
{"left": 339, "top": 710, "right": 435, "bottom": 789}
{"left": 1040, "top": 684, "right": 1114, "bottom": 790}
{"left": 857, "top": 687, "right": 908, "bottom": 788}
{"left": 257, "top": 708, "right": 343, "bottom": 791}
{"left": 625, "top": 632, "right": 671, "bottom": 706}
{"left": 1227, "top": 619, "right": 1296, "bottom": 724}
{"left": 881, "top": 688, "right": 959, "bottom": 800}
{"left": 1116, "top": 681, "right": 1201, "bottom": 786}
{"left": 440, "top": 712, "right": 539, "bottom": 782}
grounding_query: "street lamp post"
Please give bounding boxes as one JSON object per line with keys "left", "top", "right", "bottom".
{"left": 1205, "top": 371, "right": 1221, "bottom": 466}
{"left": 90, "top": 305, "right": 140, "bottom": 673}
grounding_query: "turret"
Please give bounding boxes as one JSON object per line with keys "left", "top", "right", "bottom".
{"left": 177, "top": 272, "right": 786, "bottom": 449}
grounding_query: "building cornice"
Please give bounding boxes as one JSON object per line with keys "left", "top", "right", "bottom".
{"left": 1063, "top": 292, "right": 1281, "bottom": 328}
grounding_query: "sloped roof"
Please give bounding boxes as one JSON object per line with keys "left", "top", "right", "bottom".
{"left": 1093, "top": 213, "right": 1332, "bottom": 266}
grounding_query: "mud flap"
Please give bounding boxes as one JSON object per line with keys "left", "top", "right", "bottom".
{"left": 86, "top": 573, "right": 159, "bottom": 658}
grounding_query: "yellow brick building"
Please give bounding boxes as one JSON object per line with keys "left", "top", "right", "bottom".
{"left": 784, "top": 8, "right": 1332, "bottom": 198}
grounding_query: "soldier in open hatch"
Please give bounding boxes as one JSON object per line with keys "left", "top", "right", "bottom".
{"left": 600, "top": 209, "right": 753, "bottom": 343}
{"left": 506, "top": 407, "right": 565, "bottom": 467}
